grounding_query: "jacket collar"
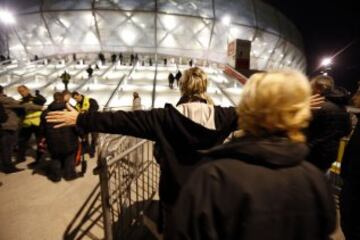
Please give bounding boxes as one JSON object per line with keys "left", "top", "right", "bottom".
{"left": 201, "top": 135, "right": 308, "bottom": 168}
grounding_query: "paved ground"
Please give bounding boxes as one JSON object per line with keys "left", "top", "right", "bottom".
{"left": 0, "top": 156, "right": 104, "bottom": 240}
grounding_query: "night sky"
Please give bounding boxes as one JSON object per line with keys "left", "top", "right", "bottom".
{"left": 265, "top": 0, "right": 360, "bottom": 92}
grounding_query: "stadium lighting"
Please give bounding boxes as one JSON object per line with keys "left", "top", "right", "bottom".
{"left": 121, "top": 28, "right": 136, "bottom": 45}
{"left": 221, "top": 15, "right": 231, "bottom": 26}
{"left": 0, "top": 9, "right": 16, "bottom": 25}
{"left": 321, "top": 57, "right": 333, "bottom": 67}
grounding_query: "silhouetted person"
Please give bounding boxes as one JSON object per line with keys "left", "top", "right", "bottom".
{"left": 168, "top": 73, "right": 175, "bottom": 89}
{"left": 72, "top": 53, "right": 77, "bottom": 62}
{"left": 307, "top": 75, "right": 351, "bottom": 171}
{"left": 111, "top": 54, "right": 117, "bottom": 64}
{"left": 175, "top": 70, "right": 182, "bottom": 86}
{"left": 130, "top": 54, "right": 135, "bottom": 66}
{"left": 119, "top": 53, "right": 123, "bottom": 65}
{"left": 135, "top": 54, "right": 139, "bottom": 62}
{"left": 86, "top": 65, "right": 93, "bottom": 79}
{"left": 189, "top": 59, "right": 193, "bottom": 67}
{"left": 40, "top": 92, "right": 78, "bottom": 181}
{"left": 340, "top": 93, "right": 360, "bottom": 240}
{"left": 149, "top": 57, "right": 152, "bottom": 66}
{"left": 98, "top": 52, "right": 105, "bottom": 65}
{"left": 60, "top": 71, "right": 71, "bottom": 91}
{"left": 34, "top": 55, "right": 39, "bottom": 61}
{"left": 164, "top": 58, "right": 167, "bottom": 66}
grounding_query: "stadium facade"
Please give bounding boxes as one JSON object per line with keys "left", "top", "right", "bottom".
{"left": 1, "top": 0, "right": 306, "bottom": 71}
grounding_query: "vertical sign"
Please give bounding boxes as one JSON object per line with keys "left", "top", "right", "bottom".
{"left": 227, "top": 39, "right": 251, "bottom": 70}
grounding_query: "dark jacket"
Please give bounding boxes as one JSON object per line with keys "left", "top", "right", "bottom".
{"left": 77, "top": 104, "right": 237, "bottom": 205}
{"left": 0, "top": 103, "right": 7, "bottom": 124}
{"left": 41, "top": 102, "right": 78, "bottom": 156}
{"left": 0, "top": 94, "right": 43, "bottom": 131}
{"left": 21, "top": 93, "right": 46, "bottom": 106}
{"left": 307, "top": 87, "right": 352, "bottom": 170}
{"left": 170, "top": 136, "right": 336, "bottom": 240}
{"left": 341, "top": 113, "right": 360, "bottom": 180}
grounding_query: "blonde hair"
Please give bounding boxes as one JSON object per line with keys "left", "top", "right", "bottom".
{"left": 179, "top": 67, "right": 213, "bottom": 105}
{"left": 237, "top": 70, "right": 311, "bottom": 142}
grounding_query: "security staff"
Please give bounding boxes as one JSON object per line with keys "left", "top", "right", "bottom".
{"left": 16, "top": 85, "right": 46, "bottom": 165}
{"left": 72, "top": 91, "right": 99, "bottom": 158}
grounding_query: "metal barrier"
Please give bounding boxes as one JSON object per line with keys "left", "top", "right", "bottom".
{"left": 95, "top": 135, "right": 160, "bottom": 240}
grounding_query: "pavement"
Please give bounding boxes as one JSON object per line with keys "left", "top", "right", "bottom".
{"left": 0, "top": 156, "right": 104, "bottom": 240}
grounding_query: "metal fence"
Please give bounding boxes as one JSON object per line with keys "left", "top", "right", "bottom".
{"left": 95, "top": 134, "right": 160, "bottom": 240}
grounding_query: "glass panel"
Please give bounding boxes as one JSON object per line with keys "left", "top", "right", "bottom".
{"left": 44, "top": 11, "right": 100, "bottom": 53}
{"left": 214, "top": 0, "right": 256, "bottom": 26}
{"left": 13, "top": 14, "right": 55, "bottom": 57}
{"left": 94, "top": 0, "right": 155, "bottom": 11}
{"left": 253, "top": 0, "right": 279, "bottom": 35}
{"left": 43, "top": 0, "right": 92, "bottom": 11}
{"left": 97, "top": 11, "right": 156, "bottom": 52}
{"left": 8, "top": 0, "right": 41, "bottom": 14}
{"left": 158, "top": 0, "right": 214, "bottom": 18}
{"left": 157, "top": 14, "right": 212, "bottom": 59}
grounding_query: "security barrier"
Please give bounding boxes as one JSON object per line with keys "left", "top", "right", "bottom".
{"left": 95, "top": 135, "right": 160, "bottom": 240}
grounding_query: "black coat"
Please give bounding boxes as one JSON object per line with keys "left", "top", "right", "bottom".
{"left": 341, "top": 113, "right": 360, "bottom": 180}
{"left": 77, "top": 104, "right": 237, "bottom": 205}
{"left": 41, "top": 102, "right": 78, "bottom": 156}
{"left": 170, "top": 136, "right": 336, "bottom": 240}
{"left": 0, "top": 102, "right": 7, "bottom": 124}
{"left": 307, "top": 88, "right": 352, "bottom": 170}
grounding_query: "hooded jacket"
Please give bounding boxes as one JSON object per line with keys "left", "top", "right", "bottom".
{"left": 76, "top": 102, "right": 238, "bottom": 205}
{"left": 307, "top": 87, "right": 352, "bottom": 170}
{"left": 41, "top": 102, "right": 78, "bottom": 156}
{"left": 170, "top": 136, "right": 336, "bottom": 240}
{"left": 0, "top": 94, "right": 43, "bottom": 131}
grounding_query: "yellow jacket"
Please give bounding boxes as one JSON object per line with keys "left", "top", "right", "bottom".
{"left": 75, "top": 96, "right": 90, "bottom": 113}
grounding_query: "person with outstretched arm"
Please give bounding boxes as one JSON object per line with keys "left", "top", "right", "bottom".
{"left": 46, "top": 67, "right": 324, "bottom": 235}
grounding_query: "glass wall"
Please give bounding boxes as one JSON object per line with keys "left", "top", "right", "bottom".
{"left": 5, "top": 0, "right": 306, "bottom": 71}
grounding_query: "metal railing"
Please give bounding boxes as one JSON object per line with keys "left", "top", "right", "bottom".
{"left": 95, "top": 135, "right": 160, "bottom": 240}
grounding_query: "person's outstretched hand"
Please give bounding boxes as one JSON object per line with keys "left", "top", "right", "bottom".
{"left": 310, "top": 94, "right": 325, "bottom": 110}
{"left": 46, "top": 103, "right": 79, "bottom": 128}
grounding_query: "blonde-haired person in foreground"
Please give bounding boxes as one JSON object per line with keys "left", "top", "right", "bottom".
{"left": 170, "top": 70, "right": 336, "bottom": 240}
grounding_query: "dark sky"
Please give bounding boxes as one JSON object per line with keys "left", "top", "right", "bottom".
{"left": 264, "top": 0, "right": 360, "bottom": 92}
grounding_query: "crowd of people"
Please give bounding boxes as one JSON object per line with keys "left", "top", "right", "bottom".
{"left": 1, "top": 61, "right": 360, "bottom": 238}
{"left": 0, "top": 84, "right": 100, "bottom": 181}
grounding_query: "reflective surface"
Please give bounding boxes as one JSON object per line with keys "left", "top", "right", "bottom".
{"left": 4, "top": 0, "right": 306, "bottom": 71}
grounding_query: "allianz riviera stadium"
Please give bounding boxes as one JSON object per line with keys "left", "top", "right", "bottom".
{"left": 0, "top": 0, "right": 306, "bottom": 109}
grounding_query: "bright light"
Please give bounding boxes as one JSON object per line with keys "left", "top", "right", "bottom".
{"left": 84, "top": 32, "right": 99, "bottom": 45}
{"left": 0, "top": 9, "right": 16, "bottom": 25}
{"left": 121, "top": 27, "right": 137, "bottom": 45}
{"left": 321, "top": 57, "right": 333, "bottom": 67}
{"left": 162, "top": 15, "right": 177, "bottom": 30}
{"left": 221, "top": 15, "right": 231, "bottom": 26}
